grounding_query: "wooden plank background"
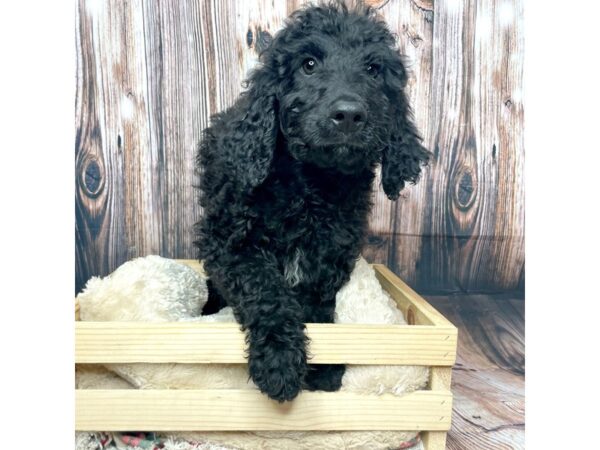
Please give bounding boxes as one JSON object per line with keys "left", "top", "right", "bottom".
{"left": 75, "top": 0, "right": 524, "bottom": 295}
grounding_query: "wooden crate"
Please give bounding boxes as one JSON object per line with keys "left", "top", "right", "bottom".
{"left": 75, "top": 261, "right": 457, "bottom": 450}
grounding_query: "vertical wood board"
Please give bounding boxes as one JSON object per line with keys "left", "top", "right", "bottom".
{"left": 76, "top": 0, "right": 524, "bottom": 294}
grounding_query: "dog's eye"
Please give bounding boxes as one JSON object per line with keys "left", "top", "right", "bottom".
{"left": 366, "top": 64, "right": 380, "bottom": 78}
{"left": 302, "top": 58, "right": 317, "bottom": 75}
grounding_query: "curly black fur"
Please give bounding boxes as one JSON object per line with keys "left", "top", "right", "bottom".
{"left": 195, "top": 1, "right": 430, "bottom": 402}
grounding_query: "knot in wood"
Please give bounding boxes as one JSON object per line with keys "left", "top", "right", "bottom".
{"left": 454, "top": 168, "right": 476, "bottom": 210}
{"left": 79, "top": 155, "right": 105, "bottom": 198}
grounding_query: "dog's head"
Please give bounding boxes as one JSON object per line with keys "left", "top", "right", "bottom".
{"left": 213, "top": 2, "right": 430, "bottom": 199}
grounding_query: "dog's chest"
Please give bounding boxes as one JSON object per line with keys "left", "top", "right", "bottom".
{"left": 283, "top": 247, "right": 306, "bottom": 287}
{"left": 277, "top": 194, "right": 362, "bottom": 288}
{"left": 252, "top": 166, "right": 374, "bottom": 288}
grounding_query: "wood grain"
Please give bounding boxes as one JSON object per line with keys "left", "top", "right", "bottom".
{"left": 75, "top": 322, "right": 457, "bottom": 365}
{"left": 75, "top": 263, "right": 457, "bottom": 366}
{"left": 365, "top": 0, "right": 435, "bottom": 286}
{"left": 422, "top": 431, "right": 448, "bottom": 450}
{"left": 74, "top": 264, "right": 455, "bottom": 441}
{"left": 411, "top": 0, "right": 525, "bottom": 293}
{"left": 76, "top": 389, "right": 452, "bottom": 431}
{"left": 76, "top": 0, "right": 524, "bottom": 294}
{"left": 422, "top": 367, "right": 452, "bottom": 450}
{"left": 373, "top": 264, "right": 455, "bottom": 327}
{"left": 426, "top": 294, "right": 525, "bottom": 450}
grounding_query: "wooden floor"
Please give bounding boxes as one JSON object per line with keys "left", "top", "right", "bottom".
{"left": 425, "top": 294, "right": 525, "bottom": 450}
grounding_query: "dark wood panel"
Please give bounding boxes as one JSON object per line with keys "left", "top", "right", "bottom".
{"left": 367, "top": 0, "right": 436, "bottom": 290}
{"left": 75, "top": 0, "right": 524, "bottom": 294}
{"left": 412, "top": 0, "right": 525, "bottom": 292}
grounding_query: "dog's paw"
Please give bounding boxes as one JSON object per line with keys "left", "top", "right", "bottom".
{"left": 303, "top": 364, "right": 345, "bottom": 392}
{"left": 248, "top": 345, "right": 307, "bottom": 402}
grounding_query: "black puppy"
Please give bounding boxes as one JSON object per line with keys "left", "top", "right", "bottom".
{"left": 195, "top": 1, "right": 429, "bottom": 402}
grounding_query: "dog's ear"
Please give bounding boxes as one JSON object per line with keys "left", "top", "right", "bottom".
{"left": 381, "top": 64, "right": 431, "bottom": 200}
{"left": 203, "top": 68, "right": 278, "bottom": 194}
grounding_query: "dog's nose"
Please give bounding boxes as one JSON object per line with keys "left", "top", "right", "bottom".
{"left": 329, "top": 100, "right": 367, "bottom": 133}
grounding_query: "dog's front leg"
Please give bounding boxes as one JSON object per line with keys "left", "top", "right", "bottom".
{"left": 246, "top": 305, "right": 308, "bottom": 402}
{"left": 213, "top": 255, "right": 308, "bottom": 402}
{"left": 303, "top": 293, "right": 345, "bottom": 392}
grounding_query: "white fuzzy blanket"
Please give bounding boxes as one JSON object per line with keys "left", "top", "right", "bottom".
{"left": 76, "top": 256, "right": 428, "bottom": 450}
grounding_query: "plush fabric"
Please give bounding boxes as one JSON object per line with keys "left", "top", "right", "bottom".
{"left": 78, "top": 256, "right": 207, "bottom": 322}
{"left": 76, "top": 255, "right": 428, "bottom": 449}
{"left": 75, "top": 429, "right": 423, "bottom": 450}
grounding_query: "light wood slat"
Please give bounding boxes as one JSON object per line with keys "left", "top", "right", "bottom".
{"left": 429, "top": 367, "right": 452, "bottom": 391}
{"left": 75, "top": 322, "right": 457, "bottom": 365}
{"left": 76, "top": 389, "right": 452, "bottom": 431}
{"left": 373, "top": 264, "right": 456, "bottom": 328}
{"left": 423, "top": 431, "right": 448, "bottom": 450}
{"left": 423, "top": 367, "right": 453, "bottom": 449}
